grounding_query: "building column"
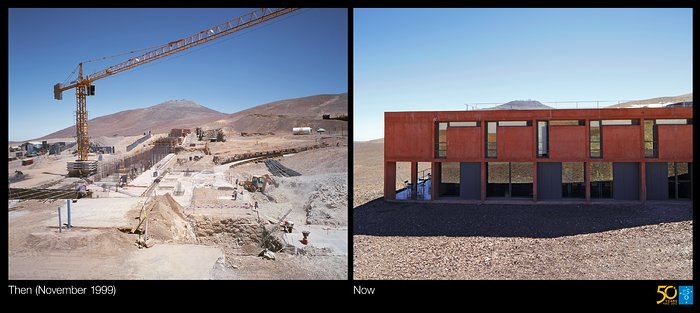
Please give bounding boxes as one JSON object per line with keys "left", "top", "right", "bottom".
{"left": 532, "top": 161, "right": 538, "bottom": 202}
{"left": 384, "top": 161, "right": 396, "bottom": 200}
{"left": 640, "top": 161, "right": 646, "bottom": 202}
{"left": 431, "top": 162, "right": 440, "bottom": 200}
{"left": 410, "top": 162, "right": 418, "bottom": 200}
{"left": 639, "top": 118, "right": 646, "bottom": 202}
{"left": 585, "top": 161, "right": 591, "bottom": 203}
{"left": 532, "top": 119, "right": 538, "bottom": 202}
{"left": 481, "top": 161, "right": 486, "bottom": 201}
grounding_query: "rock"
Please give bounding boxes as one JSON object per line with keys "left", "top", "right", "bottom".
{"left": 258, "top": 249, "right": 276, "bottom": 260}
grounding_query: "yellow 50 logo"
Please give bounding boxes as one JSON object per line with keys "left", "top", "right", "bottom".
{"left": 657, "top": 285, "right": 678, "bottom": 304}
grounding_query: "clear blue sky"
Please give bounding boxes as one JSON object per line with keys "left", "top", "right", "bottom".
{"left": 9, "top": 8, "right": 347, "bottom": 141}
{"left": 354, "top": 8, "right": 692, "bottom": 141}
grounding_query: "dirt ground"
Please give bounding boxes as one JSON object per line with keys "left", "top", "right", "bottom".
{"left": 8, "top": 135, "right": 348, "bottom": 280}
{"left": 352, "top": 139, "right": 693, "bottom": 280}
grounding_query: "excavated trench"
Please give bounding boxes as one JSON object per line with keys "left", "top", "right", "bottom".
{"left": 190, "top": 216, "right": 287, "bottom": 253}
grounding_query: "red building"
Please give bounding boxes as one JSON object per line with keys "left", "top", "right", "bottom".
{"left": 384, "top": 107, "right": 692, "bottom": 202}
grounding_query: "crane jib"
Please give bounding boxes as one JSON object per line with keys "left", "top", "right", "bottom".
{"left": 54, "top": 8, "right": 298, "bottom": 96}
{"left": 51, "top": 7, "right": 300, "bottom": 165}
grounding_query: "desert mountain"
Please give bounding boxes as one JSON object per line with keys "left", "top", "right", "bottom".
{"left": 38, "top": 93, "right": 348, "bottom": 140}
{"left": 487, "top": 100, "right": 553, "bottom": 110}
{"left": 39, "top": 100, "right": 228, "bottom": 140}
{"left": 608, "top": 93, "right": 693, "bottom": 108}
{"left": 208, "top": 93, "right": 348, "bottom": 134}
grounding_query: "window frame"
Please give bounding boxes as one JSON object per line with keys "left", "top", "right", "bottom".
{"left": 485, "top": 121, "right": 497, "bottom": 158}
{"left": 536, "top": 120, "right": 549, "bottom": 158}
{"left": 589, "top": 120, "right": 602, "bottom": 158}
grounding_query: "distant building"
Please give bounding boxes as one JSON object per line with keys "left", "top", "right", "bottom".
{"left": 23, "top": 141, "right": 43, "bottom": 155}
{"left": 666, "top": 101, "right": 693, "bottom": 108}
{"left": 170, "top": 128, "right": 192, "bottom": 138}
{"left": 293, "top": 127, "right": 312, "bottom": 135}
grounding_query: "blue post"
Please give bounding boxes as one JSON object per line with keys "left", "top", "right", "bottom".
{"left": 66, "top": 199, "right": 72, "bottom": 229}
{"left": 58, "top": 207, "right": 62, "bottom": 233}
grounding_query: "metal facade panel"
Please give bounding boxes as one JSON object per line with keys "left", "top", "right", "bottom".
{"left": 460, "top": 162, "right": 481, "bottom": 199}
{"left": 645, "top": 162, "right": 668, "bottom": 200}
{"left": 613, "top": 162, "right": 639, "bottom": 200}
{"left": 537, "top": 162, "right": 562, "bottom": 200}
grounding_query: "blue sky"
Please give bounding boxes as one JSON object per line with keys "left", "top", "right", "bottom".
{"left": 354, "top": 8, "right": 693, "bottom": 141}
{"left": 8, "top": 8, "right": 347, "bottom": 141}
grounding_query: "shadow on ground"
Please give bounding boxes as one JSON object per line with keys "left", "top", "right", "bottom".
{"left": 353, "top": 198, "right": 692, "bottom": 238}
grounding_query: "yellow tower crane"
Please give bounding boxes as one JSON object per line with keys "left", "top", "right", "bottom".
{"left": 54, "top": 8, "right": 299, "bottom": 176}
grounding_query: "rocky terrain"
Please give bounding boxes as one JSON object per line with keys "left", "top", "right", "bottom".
{"left": 353, "top": 139, "right": 693, "bottom": 280}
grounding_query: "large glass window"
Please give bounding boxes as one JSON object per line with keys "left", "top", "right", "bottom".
{"left": 486, "top": 122, "right": 497, "bottom": 158}
{"left": 487, "top": 162, "right": 509, "bottom": 197}
{"left": 435, "top": 122, "right": 447, "bottom": 158}
{"left": 668, "top": 162, "right": 692, "bottom": 199}
{"left": 440, "top": 162, "right": 460, "bottom": 196}
{"left": 590, "top": 162, "right": 613, "bottom": 198}
{"left": 537, "top": 121, "right": 548, "bottom": 157}
{"left": 644, "top": 120, "right": 658, "bottom": 158}
{"left": 487, "top": 162, "right": 533, "bottom": 198}
{"left": 590, "top": 120, "right": 601, "bottom": 158}
{"left": 510, "top": 162, "right": 534, "bottom": 197}
{"left": 562, "top": 162, "right": 585, "bottom": 198}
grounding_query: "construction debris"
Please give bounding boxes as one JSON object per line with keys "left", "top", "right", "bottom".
{"left": 258, "top": 249, "right": 276, "bottom": 260}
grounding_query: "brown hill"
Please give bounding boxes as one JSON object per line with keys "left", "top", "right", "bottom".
{"left": 608, "top": 93, "right": 692, "bottom": 108}
{"left": 208, "top": 93, "right": 348, "bottom": 134}
{"left": 39, "top": 100, "right": 228, "bottom": 139}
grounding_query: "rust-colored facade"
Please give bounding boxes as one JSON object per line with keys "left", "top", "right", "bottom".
{"left": 385, "top": 107, "right": 693, "bottom": 202}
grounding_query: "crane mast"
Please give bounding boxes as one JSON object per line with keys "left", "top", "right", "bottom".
{"left": 53, "top": 8, "right": 299, "bottom": 176}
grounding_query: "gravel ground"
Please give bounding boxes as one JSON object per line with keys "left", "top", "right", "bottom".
{"left": 352, "top": 140, "right": 694, "bottom": 280}
{"left": 353, "top": 200, "right": 692, "bottom": 280}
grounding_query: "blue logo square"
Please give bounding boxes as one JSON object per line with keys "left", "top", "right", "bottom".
{"left": 679, "top": 286, "right": 693, "bottom": 305}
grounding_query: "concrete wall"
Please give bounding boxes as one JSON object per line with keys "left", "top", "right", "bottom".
{"left": 446, "top": 127, "right": 482, "bottom": 160}
{"left": 549, "top": 125, "right": 587, "bottom": 160}
{"left": 658, "top": 124, "right": 693, "bottom": 161}
{"left": 497, "top": 126, "right": 533, "bottom": 160}
{"left": 385, "top": 113, "right": 434, "bottom": 160}
{"left": 602, "top": 126, "right": 642, "bottom": 160}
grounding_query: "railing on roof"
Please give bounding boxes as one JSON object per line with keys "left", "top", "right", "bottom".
{"left": 463, "top": 100, "right": 692, "bottom": 110}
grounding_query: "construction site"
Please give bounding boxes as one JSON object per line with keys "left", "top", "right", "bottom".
{"left": 8, "top": 8, "right": 348, "bottom": 280}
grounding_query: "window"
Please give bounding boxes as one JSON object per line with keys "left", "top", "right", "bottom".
{"left": 550, "top": 120, "right": 585, "bottom": 126}
{"left": 562, "top": 162, "right": 585, "bottom": 198}
{"left": 668, "top": 162, "right": 692, "bottom": 199}
{"left": 510, "top": 162, "right": 534, "bottom": 198}
{"left": 590, "top": 162, "right": 613, "bottom": 198}
{"left": 537, "top": 121, "right": 548, "bottom": 157}
{"left": 601, "top": 119, "right": 639, "bottom": 126}
{"left": 644, "top": 120, "right": 658, "bottom": 158}
{"left": 590, "top": 120, "right": 601, "bottom": 158}
{"left": 487, "top": 162, "right": 533, "bottom": 198}
{"left": 656, "top": 119, "right": 692, "bottom": 125}
{"left": 487, "top": 162, "right": 509, "bottom": 197}
{"left": 435, "top": 122, "right": 447, "bottom": 158}
{"left": 440, "top": 162, "right": 460, "bottom": 196}
{"left": 486, "top": 122, "right": 497, "bottom": 158}
{"left": 498, "top": 121, "right": 532, "bottom": 126}
{"left": 449, "top": 121, "right": 479, "bottom": 127}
